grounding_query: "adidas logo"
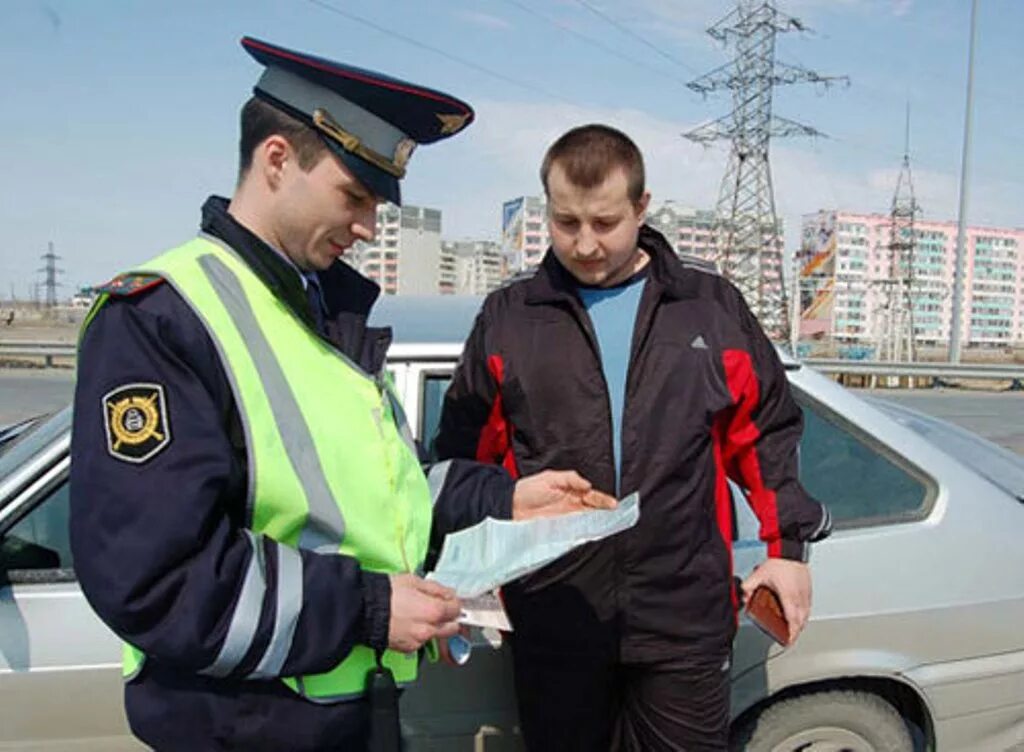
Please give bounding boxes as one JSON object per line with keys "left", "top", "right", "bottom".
{"left": 691, "top": 334, "right": 708, "bottom": 350}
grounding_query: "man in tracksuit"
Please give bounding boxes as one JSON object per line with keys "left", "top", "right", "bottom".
{"left": 433, "top": 125, "right": 832, "bottom": 751}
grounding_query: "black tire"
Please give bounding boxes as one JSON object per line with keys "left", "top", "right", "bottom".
{"left": 731, "top": 690, "right": 914, "bottom": 752}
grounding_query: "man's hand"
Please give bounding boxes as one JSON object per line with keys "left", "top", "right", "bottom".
{"left": 388, "top": 574, "right": 461, "bottom": 653}
{"left": 741, "top": 558, "right": 812, "bottom": 645}
{"left": 512, "top": 469, "right": 617, "bottom": 521}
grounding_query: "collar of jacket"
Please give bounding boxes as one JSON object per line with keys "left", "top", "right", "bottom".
{"left": 199, "top": 195, "right": 382, "bottom": 321}
{"left": 199, "top": 196, "right": 391, "bottom": 374}
{"left": 522, "top": 224, "right": 697, "bottom": 305}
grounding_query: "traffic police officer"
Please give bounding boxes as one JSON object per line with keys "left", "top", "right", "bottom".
{"left": 70, "top": 37, "right": 611, "bottom": 751}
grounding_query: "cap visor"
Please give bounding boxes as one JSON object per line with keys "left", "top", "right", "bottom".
{"left": 325, "top": 141, "right": 401, "bottom": 206}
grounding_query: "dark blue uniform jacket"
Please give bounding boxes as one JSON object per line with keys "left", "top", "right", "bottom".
{"left": 69, "top": 197, "right": 514, "bottom": 751}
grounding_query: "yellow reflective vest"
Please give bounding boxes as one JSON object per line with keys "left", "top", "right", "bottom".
{"left": 110, "top": 234, "right": 432, "bottom": 701}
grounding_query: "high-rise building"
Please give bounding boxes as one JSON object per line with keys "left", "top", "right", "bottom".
{"left": 797, "top": 210, "right": 1024, "bottom": 348}
{"left": 442, "top": 240, "right": 505, "bottom": 295}
{"left": 646, "top": 202, "right": 718, "bottom": 259}
{"left": 348, "top": 204, "right": 444, "bottom": 295}
{"left": 646, "top": 201, "right": 785, "bottom": 320}
{"left": 501, "top": 196, "right": 549, "bottom": 271}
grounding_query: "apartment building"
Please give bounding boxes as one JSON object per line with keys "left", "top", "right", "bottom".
{"left": 646, "top": 201, "right": 786, "bottom": 308}
{"left": 349, "top": 204, "right": 444, "bottom": 295}
{"left": 501, "top": 196, "right": 549, "bottom": 271}
{"left": 442, "top": 240, "right": 505, "bottom": 295}
{"left": 797, "top": 210, "right": 1024, "bottom": 347}
{"left": 645, "top": 202, "right": 718, "bottom": 258}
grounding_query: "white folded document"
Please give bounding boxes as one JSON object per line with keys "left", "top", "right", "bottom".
{"left": 428, "top": 492, "right": 640, "bottom": 601}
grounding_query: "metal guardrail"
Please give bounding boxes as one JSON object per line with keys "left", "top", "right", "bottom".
{"left": 0, "top": 341, "right": 76, "bottom": 366}
{"left": 803, "top": 358, "right": 1024, "bottom": 381}
{"left": 0, "top": 342, "right": 76, "bottom": 355}
{"left": 1, "top": 341, "right": 1023, "bottom": 383}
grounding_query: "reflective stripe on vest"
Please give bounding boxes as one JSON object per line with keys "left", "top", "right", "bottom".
{"left": 113, "top": 235, "right": 432, "bottom": 700}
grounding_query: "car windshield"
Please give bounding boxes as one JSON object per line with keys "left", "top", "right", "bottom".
{"left": 0, "top": 406, "right": 72, "bottom": 488}
{"left": 869, "top": 397, "right": 1024, "bottom": 503}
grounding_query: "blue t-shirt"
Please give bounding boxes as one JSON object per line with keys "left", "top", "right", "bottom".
{"left": 576, "top": 268, "right": 648, "bottom": 493}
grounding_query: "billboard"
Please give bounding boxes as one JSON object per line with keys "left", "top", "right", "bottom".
{"left": 798, "top": 212, "right": 837, "bottom": 338}
{"left": 501, "top": 197, "right": 525, "bottom": 270}
{"left": 502, "top": 198, "right": 524, "bottom": 249}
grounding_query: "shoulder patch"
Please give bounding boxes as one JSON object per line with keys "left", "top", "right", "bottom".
{"left": 103, "top": 383, "right": 171, "bottom": 463}
{"left": 94, "top": 274, "right": 165, "bottom": 297}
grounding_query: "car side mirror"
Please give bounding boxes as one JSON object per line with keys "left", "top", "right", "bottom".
{"left": 0, "top": 535, "right": 61, "bottom": 575}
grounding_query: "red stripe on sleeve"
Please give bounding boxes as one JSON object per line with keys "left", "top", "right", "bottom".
{"left": 721, "top": 349, "right": 782, "bottom": 558}
{"left": 474, "top": 354, "right": 519, "bottom": 479}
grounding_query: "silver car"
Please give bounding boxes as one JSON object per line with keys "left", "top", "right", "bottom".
{"left": 2, "top": 297, "right": 1023, "bottom": 751}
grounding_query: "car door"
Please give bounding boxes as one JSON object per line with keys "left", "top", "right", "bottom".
{"left": 392, "top": 358, "right": 524, "bottom": 751}
{"left": 0, "top": 413, "right": 140, "bottom": 751}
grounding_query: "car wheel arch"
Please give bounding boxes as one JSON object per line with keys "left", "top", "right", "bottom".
{"left": 730, "top": 675, "right": 935, "bottom": 751}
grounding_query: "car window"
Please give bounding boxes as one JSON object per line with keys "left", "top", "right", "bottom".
{"left": 869, "top": 397, "right": 1024, "bottom": 503}
{"left": 420, "top": 373, "right": 453, "bottom": 449}
{"left": 0, "top": 480, "right": 75, "bottom": 584}
{"left": 0, "top": 406, "right": 71, "bottom": 486}
{"left": 795, "top": 391, "right": 931, "bottom": 529}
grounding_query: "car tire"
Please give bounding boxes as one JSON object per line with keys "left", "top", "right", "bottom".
{"left": 731, "top": 690, "right": 914, "bottom": 752}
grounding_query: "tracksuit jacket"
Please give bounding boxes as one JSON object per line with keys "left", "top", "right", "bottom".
{"left": 434, "top": 225, "right": 831, "bottom": 662}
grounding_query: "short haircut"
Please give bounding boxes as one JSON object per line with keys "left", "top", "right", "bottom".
{"left": 237, "top": 96, "right": 328, "bottom": 180}
{"left": 540, "top": 124, "right": 646, "bottom": 204}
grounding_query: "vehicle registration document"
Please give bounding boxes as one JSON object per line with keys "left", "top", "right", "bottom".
{"left": 429, "top": 492, "right": 640, "bottom": 600}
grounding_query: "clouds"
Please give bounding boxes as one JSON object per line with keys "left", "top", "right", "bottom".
{"left": 405, "top": 98, "right": 728, "bottom": 239}
{"left": 890, "top": 0, "right": 914, "bottom": 17}
{"left": 406, "top": 94, "right": 1016, "bottom": 255}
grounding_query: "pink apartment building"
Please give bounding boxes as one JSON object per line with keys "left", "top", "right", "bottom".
{"left": 798, "top": 210, "right": 1024, "bottom": 348}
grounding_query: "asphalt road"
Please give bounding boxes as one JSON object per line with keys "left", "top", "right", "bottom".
{"left": 0, "top": 370, "right": 75, "bottom": 425}
{"left": 863, "top": 388, "right": 1024, "bottom": 456}
{"left": 1, "top": 369, "right": 1023, "bottom": 457}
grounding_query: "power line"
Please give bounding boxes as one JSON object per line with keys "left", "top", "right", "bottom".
{"left": 497, "top": 0, "right": 695, "bottom": 89}
{"left": 570, "top": 0, "right": 701, "bottom": 76}
{"left": 684, "top": 0, "right": 847, "bottom": 339}
{"left": 303, "top": 0, "right": 576, "bottom": 105}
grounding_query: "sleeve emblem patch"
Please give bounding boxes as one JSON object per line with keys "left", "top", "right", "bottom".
{"left": 102, "top": 383, "right": 171, "bottom": 463}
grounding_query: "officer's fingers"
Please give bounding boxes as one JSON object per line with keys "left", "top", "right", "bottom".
{"left": 419, "top": 592, "right": 462, "bottom": 626}
{"left": 548, "top": 469, "right": 592, "bottom": 493}
{"left": 581, "top": 489, "right": 617, "bottom": 510}
{"left": 413, "top": 577, "right": 457, "bottom": 602}
{"left": 411, "top": 623, "right": 435, "bottom": 648}
{"left": 438, "top": 597, "right": 462, "bottom": 624}
{"left": 434, "top": 620, "right": 461, "bottom": 640}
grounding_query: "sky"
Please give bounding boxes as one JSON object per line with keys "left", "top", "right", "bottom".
{"left": 1, "top": 0, "right": 1021, "bottom": 297}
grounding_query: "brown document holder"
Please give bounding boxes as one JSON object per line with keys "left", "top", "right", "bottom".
{"left": 746, "top": 585, "right": 790, "bottom": 646}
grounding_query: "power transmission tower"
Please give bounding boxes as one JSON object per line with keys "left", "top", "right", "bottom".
{"left": 684, "top": 0, "right": 846, "bottom": 339}
{"left": 873, "top": 106, "right": 919, "bottom": 363}
{"left": 38, "top": 242, "right": 64, "bottom": 308}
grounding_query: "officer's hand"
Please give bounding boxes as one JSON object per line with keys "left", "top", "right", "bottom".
{"left": 741, "top": 558, "right": 813, "bottom": 645}
{"left": 512, "top": 469, "right": 617, "bottom": 521}
{"left": 388, "top": 574, "right": 461, "bottom": 654}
